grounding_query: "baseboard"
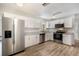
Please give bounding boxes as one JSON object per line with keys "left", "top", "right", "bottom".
{"left": 9, "top": 50, "right": 25, "bottom": 56}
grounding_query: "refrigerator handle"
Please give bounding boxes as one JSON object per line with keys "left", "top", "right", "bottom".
{"left": 13, "top": 20, "right": 15, "bottom": 45}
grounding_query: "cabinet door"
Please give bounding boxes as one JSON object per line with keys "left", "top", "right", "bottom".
{"left": 64, "top": 17, "right": 73, "bottom": 28}
{"left": 36, "top": 35, "right": 39, "bottom": 44}
{"left": 45, "top": 33, "right": 53, "bottom": 41}
{"left": 31, "top": 35, "right": 36, "bottom": 45}
{"left": 45, "top": 33, "right": 50, "bottom": 41}
{"left": 45, "top": 22, "right": 49, "bottom": 28}
{"left": 25, "top": 36, "right": 28, "bottom": 48}
{"left": 63, "top": 35, "right": 74, "bottom": 45}
{"left": 25, "top": 35, "right": 30, "bottom": 48}
{"left": 49, "top": 22, "right": 53, "bottom": 28}
{"left": 50, "top": 33, "right": 53, "bottom": 40}
{"left": 29, "top": 35, "right": 33, "bottom": 46}
{"left": 45, "top": 33, "right": 48, "bottom": 41}
{"left": 31, "top": 35, "right": 39, "bottom": 45}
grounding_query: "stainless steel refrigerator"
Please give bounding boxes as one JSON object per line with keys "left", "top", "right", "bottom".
{"left": 2, "top": 17, "right": 25, "bottom": 56}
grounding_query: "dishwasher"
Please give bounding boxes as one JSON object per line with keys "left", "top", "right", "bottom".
{"left": 40, "top": 33, "right": 45, "bottom": 43}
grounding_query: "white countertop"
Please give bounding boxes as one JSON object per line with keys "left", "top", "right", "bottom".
{"left": 64, "top": 33, "right": 74, "bottom": 35}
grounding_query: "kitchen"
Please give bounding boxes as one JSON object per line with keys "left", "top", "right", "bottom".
{"left": 0, "top": 3, "right": 79, "bottom": 56}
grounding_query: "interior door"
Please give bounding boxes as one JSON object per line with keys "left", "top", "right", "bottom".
{"left": 14, "top": 19, "right": 25, "bottom": 53}
{"left": 2, "top": 17, "right": 13, "bottom": 56}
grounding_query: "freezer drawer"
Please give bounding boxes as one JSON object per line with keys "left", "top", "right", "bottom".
{"left": 40, "top": 33, "right": 45, "bottom": 43}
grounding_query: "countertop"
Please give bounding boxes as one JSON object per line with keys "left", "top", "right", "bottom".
{"left": 63, "top": 32, "right": 74, "bottom": 35}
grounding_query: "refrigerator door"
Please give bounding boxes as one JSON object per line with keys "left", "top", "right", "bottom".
{"left": 0, "top": 16, "right": 2, "bottom": 36}
{"left": 2, "top": 17, "right": 14, "bottom": 56}
{"left": 14, "top": 19, "right": 25, "bottom": 53}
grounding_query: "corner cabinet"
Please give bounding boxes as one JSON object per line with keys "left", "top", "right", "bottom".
{"left": 45, "top": 33, "right": 53, "bottom": 41}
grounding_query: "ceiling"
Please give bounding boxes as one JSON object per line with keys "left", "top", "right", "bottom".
{"left": 0, "top": 3, "right": 79, "bottom": 20}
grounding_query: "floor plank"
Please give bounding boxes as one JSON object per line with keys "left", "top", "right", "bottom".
{"left": 14, "top": 41, "right": 79, "bottom": 56}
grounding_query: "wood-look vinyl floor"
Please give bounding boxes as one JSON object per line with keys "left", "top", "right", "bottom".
{"left": 14, "top": 41, "right": 79, "bottom": 56}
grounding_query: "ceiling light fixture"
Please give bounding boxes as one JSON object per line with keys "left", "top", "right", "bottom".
{"left": 16, "top": 3, "right": 23, "bottom": 7}
{"left": 42, "top": 3, "right": 50, "bottom": 7}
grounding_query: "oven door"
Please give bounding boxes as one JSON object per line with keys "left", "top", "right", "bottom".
{"left": 53, "top": 33, "right": 62, "bottom": 40}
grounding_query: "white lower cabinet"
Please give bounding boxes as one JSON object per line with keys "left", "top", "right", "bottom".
{"left": 34, "top": 35, "right": 39, "bottom": 45}
{"left": 63, "top": 34, "right": 74, "bottom": 45}
{"left": 29, "top": 35, "right": 33, "bottom": 46}
{"left": 45, "top": 33, "right": 53, "bottom": 41}
{"left": 25, "top": 35, "right": 30, "bottom": 48}
{"left": 25, "top": 35, "right": 40, "bottom": 48}
{"left": 35, "top": 35, "right": 39, "bottom": 44}
{"left": 45, "top": 33, "right": 52, "bottom": 41}
{"left": 31, "top": 35, "right": 36, "bottom": 45}
{"left": 50, "top": 33, "right": 53, "bottom": 40}
{"left": 45, "top": 33, "right": 49, "bottom": 41}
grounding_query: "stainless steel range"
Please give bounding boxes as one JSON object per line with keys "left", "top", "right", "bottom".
{"left": 53, "top": 30, "right": 65, "bottom": 41}
{"left": 53, "top": 23, "right": 65, "bottom": 43}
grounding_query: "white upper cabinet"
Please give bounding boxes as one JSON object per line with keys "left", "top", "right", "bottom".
{"left": 45, "top": 16, "right": 74, "bottom": 29}
{"left": 50, "top": 22, "right": 54, "bottom": 28}
{"left": 25, "top": 18, "right": 42, "bottom": 28}
{"left": 45, "top": 22, "right": 49, "bottom": 28}
{"left": 45, "top": 21, "right": 54, "bottom": 28}
{"left": 45, "top": 19, "right": 64, "bottom": 29}
{"left": 64, "top": 17, "right": 74, "bottom": 28}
